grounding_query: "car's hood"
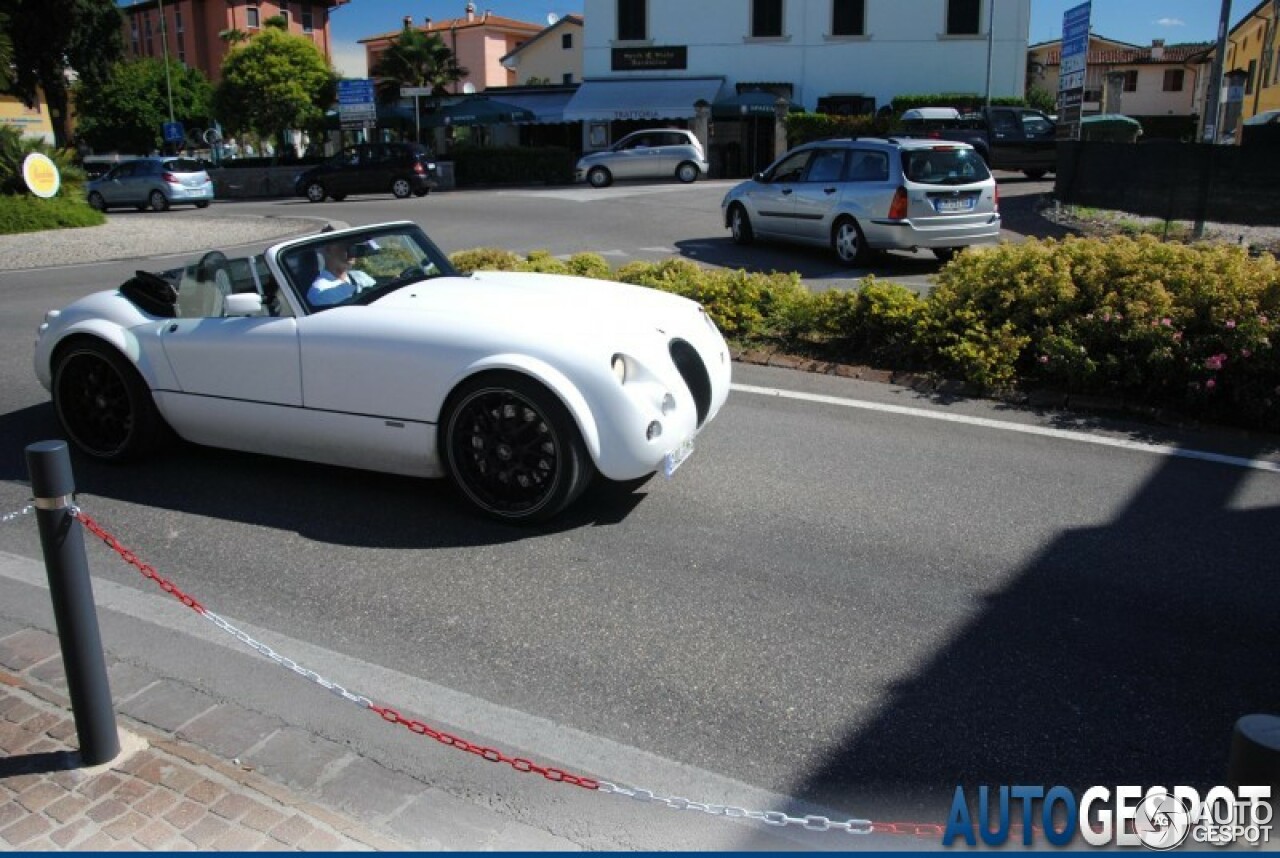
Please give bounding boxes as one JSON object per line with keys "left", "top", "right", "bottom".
{"left": 370, "top": 271, "right": 704, "bottom": 336}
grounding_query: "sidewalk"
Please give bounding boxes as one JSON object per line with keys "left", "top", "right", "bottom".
{"left": 0, "top": 620, "right": 580, "bottom": 851}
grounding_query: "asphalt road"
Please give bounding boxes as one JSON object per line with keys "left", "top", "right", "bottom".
{"left": 2, "top": 187, "right": 1278, "bottom": 840}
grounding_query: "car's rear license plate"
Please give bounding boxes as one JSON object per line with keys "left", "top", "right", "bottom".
{"left": 937, "top": 197, "right": 975, "bottom": 213}
{"left": 663, "top": 439, "right": 694, "bottom": 477}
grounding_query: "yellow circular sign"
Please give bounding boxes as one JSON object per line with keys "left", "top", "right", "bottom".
{"left": 22, "top": 153, "right": 61, "bottom": 199}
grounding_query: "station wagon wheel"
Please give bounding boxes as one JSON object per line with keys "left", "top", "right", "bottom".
{"left": 87, "top": 191, "right": 106, "bottom": 211}
{"left": 833, "top": 217, "right": 868, "bottom": 266}
{"left": 442, "top": 373, "right": 593, "bottom": 523}
{"left": 149, "top": 190, "right": 169, "bottom": 212}
{"left": 391, "top": 178, "right": 413, "bottom": 199}
{"left": 729, "top": 204, "right": 754, "bottom": 245}
{"left": 53, "top": 339, "right": 163, "bottom": 462}
{"left": 587, "top": 167, "right": 612, "bottom": 188}
{"left": 675, "top": 161, "right": 699, "bottom": 183}
{"left": 305, "top": 181, "right": 327, "bottom": 203}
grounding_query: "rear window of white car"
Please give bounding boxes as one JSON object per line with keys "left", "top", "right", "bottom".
{"left": 902, "top": 148, "right": 990, "bottom": 185}
{"left": 163, "top": 158, "right": 206, "bottom": 173}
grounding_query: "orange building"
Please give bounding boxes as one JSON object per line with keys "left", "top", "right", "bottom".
{"left": 117, "top": 0, "right": 348, "bottom": 81}
{"left": 360, "top": 3, "right": 542, "bottom": 93}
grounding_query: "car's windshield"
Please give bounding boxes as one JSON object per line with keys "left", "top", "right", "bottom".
{"left": 903, "top": 148, "right": 991, "bottom": 185}
{"left": 279, "top": 224, "right": 457, "bottom": 313}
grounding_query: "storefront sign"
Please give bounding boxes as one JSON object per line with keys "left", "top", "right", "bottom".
{"left": 611, "top": 46, "right": 687, "bottom": 71}
{"left": 22, "top": 153, "right": 60, "bottom": 198}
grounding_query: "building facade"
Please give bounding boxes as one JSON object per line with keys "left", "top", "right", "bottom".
{"left": 116, "top": 0, "right": 346, "bottom": 81}
{"left": 1219, "top": 0, "right": 1280, "bottom": 126}
{"left": 360, "top": 4, "right": 543, "bottom": 94}
{"left": 499, "top": 14, "right": 585, "bottom": 86}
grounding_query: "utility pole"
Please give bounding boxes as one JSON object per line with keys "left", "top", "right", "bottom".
{"left": 1202, "top": 0, "right": 1233, "bottom": 143}
{"left": 985, "top": 0, "right": 996, "bottom": 109}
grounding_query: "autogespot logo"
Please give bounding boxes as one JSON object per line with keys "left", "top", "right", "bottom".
{"left": 942, "top": 784, "right": 1272, "bottom": 849}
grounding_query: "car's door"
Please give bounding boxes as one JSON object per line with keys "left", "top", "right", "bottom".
{"left": 611, "top": 132, "right": 661, "bottom": 179}
{"left": 100, "top": 162, "right": 137, "bottom": 205}
{"left": 356, "top": 144, "right": 392, "bottom": 194}
{"left": 1018, "top": 110, "right": 1058, "bottom": 170}
{"left": 790, "top": 148, "right": 850, "bottom": 241}
{"left": 985, "top": 108, "right": 1026, "bottom": 169}
{"left": 652, "top": 132, "right": 685, "bottom": 177}
{"left": 330, "top": 146, "right": 363, "bottom": 195}
{"left": 747, "top": 149, "right": 812, "bottom": 238}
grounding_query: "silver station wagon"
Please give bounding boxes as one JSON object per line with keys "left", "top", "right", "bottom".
{"left": 720, "top": 137, "right": 1000, "bottom": 265}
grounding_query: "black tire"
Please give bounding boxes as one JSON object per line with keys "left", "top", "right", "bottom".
{"left": 149, "top": 190, "right": 169, "bottom": 212}
{"left": 305, "top": 181, "right": 327, "bottom": 203}
{"left": 587, "top": 166, "right": 612, "bottom": 188}
{"left": 933, "top": 247, "right": 960, "bottom": 263}
{"left": 87, "top": 191, "right": 106, "bottom": 212}
{"left": 413, "top": 188, "right": 428, "bottom": 197}
{"left": 52, "top": 339, "right": 164, "bottom": 462}
{"left": 440, "top": 372, "right": 594, "bottom": 523}
{"left": 1024, "top": 169, "right": 1048, "bottom": 180}
{"left": 729, "top": 204, "right": 754, "bottom": 245}
{"left": 194, "top": 201, "right": 210, "bottom": 209}
{"left": 391, "top": 178, "right": 413, "bottom": 199}
{"left": 832, "top": 217, "right": 869, "bottom": 266}
{"left": 675, "top": 161, "right": 699, "bottom": 183}
{"left": 330, "top": 193, "right": 347, "bottom": 201}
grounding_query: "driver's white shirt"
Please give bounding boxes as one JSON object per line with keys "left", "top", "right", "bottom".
{"left": 308, "top": 268, "right": 376, "bottom": 306}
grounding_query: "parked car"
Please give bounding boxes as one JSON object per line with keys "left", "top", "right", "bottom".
{"left": 86, "top": 157, "right": 214, "bottom": 212}
{"left": 900, "top": 106, "right": 1058, "bottom": 179}
{"left": 294, "top": 142, "right": 438, "bottom": 202}
{"left": 34, "top": 221, "right": 731, "bottom": 523}
{"left": 575, "top": 129, "right": 709, "bottom": 188}
{"left": 721, "top": 137, "right": 1000, "bottom": 265}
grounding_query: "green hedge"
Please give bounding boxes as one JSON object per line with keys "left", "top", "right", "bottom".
{"left": 450, "top": 145, "right": 575, "bottom": 186}
{"left": 891, "top": 94, "right": 1027, "bottom": 113}
{"left": 449, "top": 237, "right": 1280, "bottom": 431}
{"left": 0, "top": 194, "right": 106, "bottom": 233}
{"left": 785, "top": 113, "right": 900, "bottom": 147}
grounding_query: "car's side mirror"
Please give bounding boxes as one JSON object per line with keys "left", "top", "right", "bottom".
{"left": 224, "top": 293, "right": 264, "bottom": 317}
{"left": 755, "top": 171, "right": 768, "bottom": 182}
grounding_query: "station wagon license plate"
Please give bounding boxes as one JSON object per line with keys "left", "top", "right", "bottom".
{"left": 936, "top": 197, "right": 976, "bottom": 213}
{"left": 663, "top": 439, "right": 695, "bottom": 477}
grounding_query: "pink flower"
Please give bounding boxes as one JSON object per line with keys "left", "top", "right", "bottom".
{"left": 1115, "top": 313, "right": 1124, "bottom": 322}
{"left": 1101, "top": 313, "right": 1111, "bottom": 322}
{"left": 1226, "top": 319, "right": 1237, "bottom": 329}
{"left": 1261, "top": 316, "right": 1270, "bottom": 325}
{"left": 1038, "top": 355, "right": 1050, "bottom": 364}
{"left": 1205, "top": 354, "right": 1226, "bottom": 371}
{"left": 1241, "top": 349, "right": 1253, "bottom": 358}
{"left": 1172, "top": 332, "right": 1183, "bottom": 342}
{"left": 1161, "top": 317, "right": 1173, "bottom": 327}
{"left": 1206, "top": 378, "right": 1217, "bottom": 390}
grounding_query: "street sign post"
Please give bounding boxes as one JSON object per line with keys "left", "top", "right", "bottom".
{"left": 338, "top": 79, "right": 377, "bottom": 136}
{"left": 1057, "top": 1, "right": 1091, "bottom": 141}
{"left": 400, "top": 86, "right": 433, "bottom": 146}
{"left": 162, "top": 121, "right": 185, "bottom": 146}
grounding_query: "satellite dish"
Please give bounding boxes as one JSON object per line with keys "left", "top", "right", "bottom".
{"left": 547, "top": 12, "right": 559, "bottom": 25}
{"left": 462, "top": 82, "right": 477, "bottom": 94}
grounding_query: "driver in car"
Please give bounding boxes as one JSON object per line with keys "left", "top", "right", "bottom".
{"left": 308, "top": 240, "right": 377, "bottom": 307}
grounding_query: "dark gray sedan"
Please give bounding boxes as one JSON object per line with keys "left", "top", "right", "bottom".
{"left": 86, "top": 157, "right": 214, "bottom": 212}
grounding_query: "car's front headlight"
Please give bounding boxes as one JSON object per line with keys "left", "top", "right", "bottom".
{"left": 611, "top": 353, "right": 627, "bottom": 384}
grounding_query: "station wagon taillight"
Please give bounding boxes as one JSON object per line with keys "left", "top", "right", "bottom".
{"left": 994, "top": 183, "right": 1000, "bottom": 212}
{"left": 413, "top": 162, "right": 425, "bottom": 175}
{"left": 888, "top": 186, "right": 909, "bottom": 220}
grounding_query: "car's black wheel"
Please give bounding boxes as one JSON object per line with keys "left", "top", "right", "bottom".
{"left": 441, "top": 373, "right": 594, "bottom": 523}
{"left": 587, "top": 167, "right": 612, "bottom": 188}
{"left": 87, "top": 191, "right": 106, "bottom": 212}
{"left": 413, "top": 188, "right": 429, "bottom": 197}
{"left": 391, "top": 178, "right": 413, "bottom": 199}
{"left": 53, "top": 339, "right": 164, "bottom": 462}
{"left": 149, "top": 190, "right": 169, "bottom": 212}
{"left": 305, "top": 181, "right": 327, "bottom": 203}
{"left": 933, "top": 247, "right": 960, "bottom": 263}
{"left": 195, "top": 201, "right": 210, "bottom": 209}
{"left": 832, "top": 217, "right": 869, "bottom": 266}
{"left": 729, "top": 204, "right": 754, "bottom": 245}
{"left": 1024, "top": 169, "right": 1048, "bottom": 181}
{"left": 675, "top": 161, "right": 699, "bottom": 183}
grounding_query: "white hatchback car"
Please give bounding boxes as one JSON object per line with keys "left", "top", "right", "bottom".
{"left": 576, "top": 129, "right": 710, "bottom": 188}
{"left": 720, "top": 137, "right": 1000, "bottom": 265}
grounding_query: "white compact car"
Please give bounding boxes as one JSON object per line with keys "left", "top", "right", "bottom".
{"left": 34, "top": 222, "right": 731, "bottom": 523}
{"left": 575, "top": 129, "right": 710, "bottom": 188}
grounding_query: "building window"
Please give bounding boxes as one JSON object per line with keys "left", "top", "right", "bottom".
{"left": 278, "top": 1, "right": 289, "bottom": 26}
{"left": 247, "top": 5, "right": 259, "bottom": 28}
{"left": 562, "top": 31, "right": 572, "bottom": 49}
{"left": 174, "top": 8, "right": 183, "bottom": 32}
{"left": 131, "top": 24, "right": 139, "bottom": 55}
{"left": 144, "top": 16, "right": 154, "bottom": 54}
{"left": 1123, "top": 69, "right": 1138, "bottom": 91}
{"left": 832, "top": 0, "right": 865, "bottom": 36}
{"left": 946, "top": 0, "right": 980, "bottom": 35}
{"left": 752, "top": 0, "right": 784, "bottom": 37}
{"left": 1162, "top": 69, "right": 1184, "bottom": 92}
{"left": 1246, "top": 58, "right": 1258, "bottom": 94}
{"left": 301, "top": 3, "right": 313, "bottom": 31}
{"left": 617, "top": 0, "right": 645, "bottom": 41}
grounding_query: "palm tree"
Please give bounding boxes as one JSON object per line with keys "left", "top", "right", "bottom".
{"left": 369, "top": 25, "right": 467, "bottom": 104}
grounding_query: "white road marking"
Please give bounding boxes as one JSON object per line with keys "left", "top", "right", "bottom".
{"left": 733, "top": 383, "right": 1280, "bottom": 474}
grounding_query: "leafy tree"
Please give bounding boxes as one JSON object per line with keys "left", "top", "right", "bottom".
{"left": 219, "top": 28, "right": 249, "bottom": 45}
{"left": 1025, "top": 84, "right": 1057, "bottom": 115}
{"left": 214, "top": 27, "right": 336, "bottom": 148}
{"left": 6, "top": 0, "right": 124, "bottom": 147}
{"left": 369, "top": 24, "right": 467, "bottom": 103}
{"left": 0, "top": 2, "right": 14, "bottom": 92}
{"left": 74, "top": 58, "right": 213, "bottom": 154}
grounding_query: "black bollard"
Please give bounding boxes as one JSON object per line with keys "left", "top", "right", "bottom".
{"left": 1227, "top": 714, "right": 1280, "bottom": 822}
{"left": 25, "top": 441, "right": 120, "bottom": 765}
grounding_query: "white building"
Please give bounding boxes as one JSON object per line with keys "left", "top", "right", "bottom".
{"left": 565, "top": 0, "right": 1030, "bottom": 173}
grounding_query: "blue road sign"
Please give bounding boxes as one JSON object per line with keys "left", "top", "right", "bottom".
{"left": 162, "top": 121, "right": 185, "bottom": 143}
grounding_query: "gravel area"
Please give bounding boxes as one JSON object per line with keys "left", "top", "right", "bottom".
{"left": 0, "top": 212, "right": 327, "bottom": 271}
{"left": 1040, "top": 201, "right": 1280, "bottom": 255}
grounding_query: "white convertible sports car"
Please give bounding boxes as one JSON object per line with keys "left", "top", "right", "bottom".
{"left": 34, "top": 221, "right": 731, "bottom": 523}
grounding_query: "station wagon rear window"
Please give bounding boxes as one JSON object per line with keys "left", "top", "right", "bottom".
{"left": 903, "top": 148, "right": 990, "bottom": 185}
